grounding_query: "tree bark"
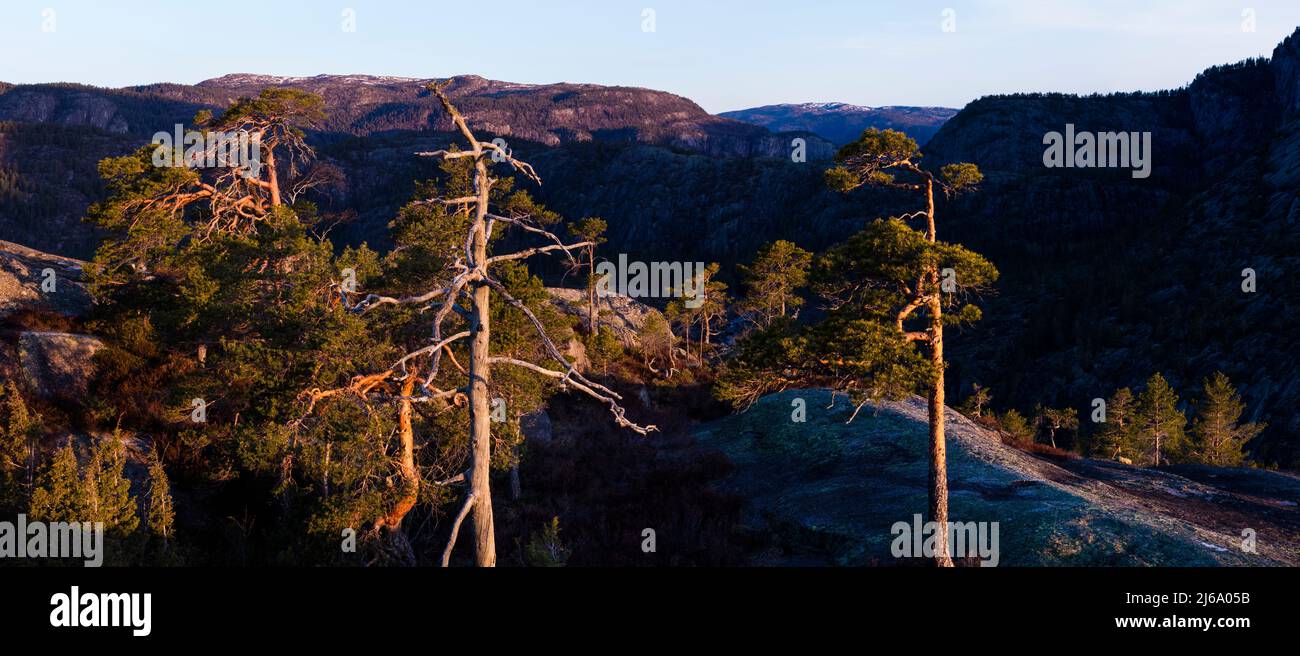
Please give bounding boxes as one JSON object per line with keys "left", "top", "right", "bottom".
{"left": 322, "top": 442, "right": 331, "bottom": 498}
{"left": 923, "top": 178, "right": 953, "bottom": 567}
{"left": 509, "top": 416, "right": 523, "bottom": 500}
{"left": 467, "top": 157, "right": 497, "bottom": 567}
{"left": 265, "top": 149, "right": 281, "bottom": 207}
{"left": 509, "top": 459, "right": 522, "bottom": 501}
{"left": 587, "top": 252, "right": 597, "bottom": 335}
{"left": 376, "top": 376, "right": 418, "bottom": 529}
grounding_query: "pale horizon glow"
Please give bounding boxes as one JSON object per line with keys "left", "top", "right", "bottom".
{"left": 0, "top": 0, "right": 1297, "bottom": 113}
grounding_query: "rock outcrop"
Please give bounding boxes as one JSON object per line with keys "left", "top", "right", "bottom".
{"left": 546, "top": 287, "right": 655, "bottom": 347}
{"left": 1, "top": 241, "right": 99, "bottom": 399}
{"left": 696, "top": 390, "right": 1299, "bottom": 566}
{"left": 0, "top": 239, "right": 91, "bottom": 318}
{"left": 17, "top": 331, "right": 104, "bottom": 400}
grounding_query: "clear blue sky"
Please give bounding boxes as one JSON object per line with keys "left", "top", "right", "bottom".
{"left": 2, "top": 0, "right": 1297, "bottom": 113}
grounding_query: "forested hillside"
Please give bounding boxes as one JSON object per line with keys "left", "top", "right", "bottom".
{"left": 0, "top": 24, "right": 1298, "bottom": 572}
{"left": 3, "top": 32, "right": 1300, "bottom": 467}
{"left": 929, "top": 32, "right": 1300, "bottom": 465}
{"left": 720, "top": 103, "right": 957, "bottom": 146}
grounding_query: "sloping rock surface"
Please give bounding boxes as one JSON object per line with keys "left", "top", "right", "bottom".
{"left": 695, "top": 390, "right": 1297, "bottom": 566}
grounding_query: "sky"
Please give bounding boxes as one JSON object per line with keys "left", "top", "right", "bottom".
{"left": 1, "top": 0, "right": 1298, "bottom": 113}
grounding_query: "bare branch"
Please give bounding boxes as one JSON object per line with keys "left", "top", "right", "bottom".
{"left": 345, "top": 285, "right": 451, "bottom": 314}
{"left": 426, "top": 82, "right": 483, "bottom": 155}
{"left": 488, "top": 240, "right": 593, "bottom": 265}
{"left": 479, "top": 276, "right": 624, "bottom": 400}
{"left": 415, "top": 150, "right": 478, "bottom": 160}
{"left": 477, "top": 141, "right": 542, "bottom": 186}
{"left": 440, "top": 491, "right": 476, "bottom": 567}
{"left": 410, "top": 195, "right": 480, "bottom": 206}
{"left": 846, "top": 401, "right": 871, "bottom": 424}
{"left": 392, "top": 331, "right": 471, "bottom": 371}
{"left": 433, "top": 472, "right": 466, "bottom": 486}
{"left": 488, "top": 213, "right": 585, "bottom": 266}
{"left": 490, "top": 357, "right": 656, "bottom": 435}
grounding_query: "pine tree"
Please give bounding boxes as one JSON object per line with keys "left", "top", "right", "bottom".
{"left": 87, "top": 88, "right": 325, "bottom": 289}
{"left": 738, "top": 240, "right": 812, "bottom": 327}
{"left": 638, "top": 310, "right": 676, "bottom": 374}
{"left": 314, "top": 86, "right": 653, "bottom": 566}
{"left": 85, "top": 89, "right": 400, "bottom": 562}
{"left": 84, "top": 430, "right": 140, "bottom": 535}
{"left": 665, "top": 263, "right": 730, "bottom": 360}
{"left": 1034, "top": 405, "right": 1079, "bottom": 449}
{"left": 523, "top": 516, "right": 571, "bottom": 567}
{"left": 999, "top": 409, "right": 1034, "bottom": 446}
{"left": 146, "top": 447, "right": 176, "bottom": 541}
{"left": 717, "top": 129, "right": 993, "bottom": 566}
{"left": 1135, "top": 373, "right": 1187, "bottom": 466}
{"left": 585, "top": 327, "right": 624, "bottom": 376}
{"left": 30, "top": 443, "right": 83, "bottom": 523}
{"left": 1094, "top": 387, "right": 1138, "bottom": 461}
{"left": 0, "top": 381, "right": 39, "bottom": 506}
{"left": 960, "top": 383, "right": 991, "bottom": 418}
{"left": 1191, "top": 372, "right": 1264, "bottom": 467}
{"left": 568, "top": 217, "right": 607, "bottom": 335}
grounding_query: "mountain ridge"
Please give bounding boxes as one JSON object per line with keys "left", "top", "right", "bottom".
{"left": 0, "top": 73, "right": 838, "bottom": 160}
{"left": 720, "top": 102, "right": 958, "bottom": 146}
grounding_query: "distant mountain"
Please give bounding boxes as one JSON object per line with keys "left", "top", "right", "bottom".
{"left": 0, "top": 73, "right": 836, "bottom": 160}
{"left": 0, "top": 72, "right": 836, "bottom": 256}
{"left": 718, "top": 102, "right": 958, "bottom": 146}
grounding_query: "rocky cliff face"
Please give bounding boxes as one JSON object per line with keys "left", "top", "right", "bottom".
{"left": 17, "top": 331, "right": 104, "bottom": 400}
{"left": 0, "top": 83, "right": 216, "bottom": 136}
{"left": 0, "top": 238, "right": 90, "bottom": 317}
{"left": 546, "top": 287, "right": 654, "bottom": 347}
{"left": 311, "top": 131, "right": 873, "bottom": 263}
{"left": 0, "top": 240, "right": 98, "bottom": 402}
{"left": 1275, "top": 28, "right": 1300, "bottom": 115}
{"left": 926, "top": 28, "right": 1300, "bottom": 464}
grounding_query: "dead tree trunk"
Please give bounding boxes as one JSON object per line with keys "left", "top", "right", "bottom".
{"left": 467, "top": 156, "right": 497, "bottom": 567}
{"left": 329, "top": 83, "right": 655, "bottom": 566}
